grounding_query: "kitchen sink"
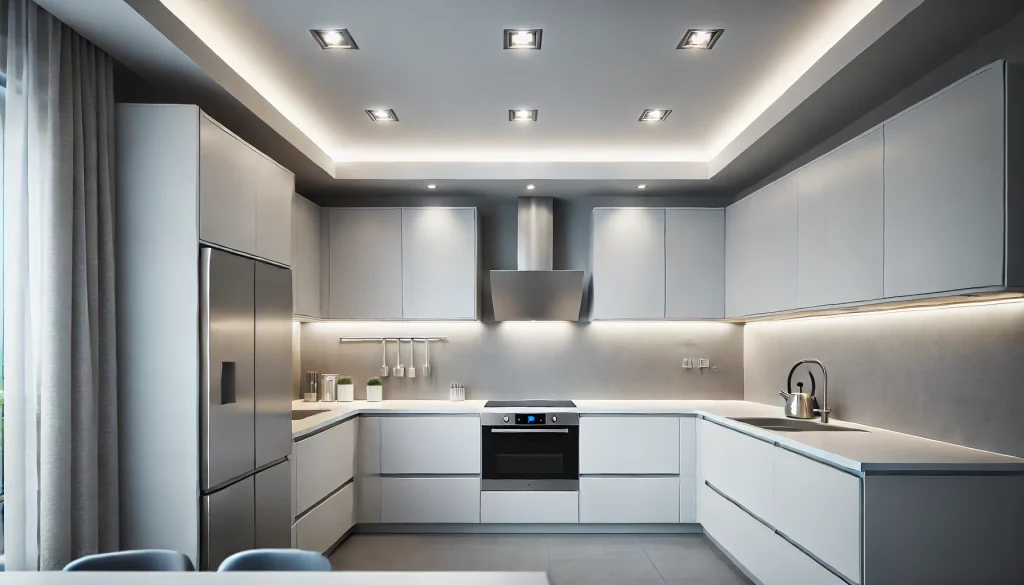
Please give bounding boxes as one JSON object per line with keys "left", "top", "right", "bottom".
{"left": 292, "top": 409, "right": 331, "bottom": 421}
{"left": 728, "top": 417, "right": 867, "bottom": 433}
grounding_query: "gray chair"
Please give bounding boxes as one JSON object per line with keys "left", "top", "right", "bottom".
{"left": 64, "top": 550, "right": 195, "bottom": 571}
{"left": 217, "top": 549, "right": 331, "bottom": 572}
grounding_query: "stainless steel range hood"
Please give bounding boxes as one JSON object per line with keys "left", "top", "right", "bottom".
{"left": 490, "top": 197, "right": 585, "bottom": 321}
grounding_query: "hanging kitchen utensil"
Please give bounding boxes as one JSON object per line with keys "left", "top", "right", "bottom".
{"left": 422, "top": 339, "right": 431, "bottom": 377}
{"left": 380, "top": 339, "right": 389, "bottom": 378}
{"left": 393, "top": 339, "right": 405, "bottom": 377}
{"left": 407, "top": 339, "right": 417, "bottom": 379}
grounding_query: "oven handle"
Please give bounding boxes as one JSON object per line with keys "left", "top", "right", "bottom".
{"left": 488, "top": 428, "right": 570, "bottom": 434}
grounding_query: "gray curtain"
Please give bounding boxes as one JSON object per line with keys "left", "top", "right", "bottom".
{"left": 2, "top": 0, "right": 118, "bottom": 570}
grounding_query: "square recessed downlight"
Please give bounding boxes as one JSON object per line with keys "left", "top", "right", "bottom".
{"left": 504, "top": 29, "right": 542, "bottom": 50}
{"left": 509, "top": 109, "right": 538, "bottom": 122}
{"left": 639, "top": 109, "right": 672, "bottom": 122}
{"left": 677, "top": 29, "right": 723, "bottom": 50}
{"left": 366, "top": 109, "right": 398, "bottom": 122}
{"left": 311, "top": 29, "right": 359, "bottom": 50}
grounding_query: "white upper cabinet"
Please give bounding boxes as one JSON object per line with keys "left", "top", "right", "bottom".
{"left": 198, "top": 114, "right": 293, "bottom": 265}
{"left": 591, "top": 208, "right": 666, "bottom": 319}
{"left": 726, "top": 174, "right": 798, "bottom": 317}
{"left": 401, "top": 208, "right": 478, "bottom": 320}
{"left": 884, "top": 64, "right": 1006, "bottom": 297}
{"left": 666, "top": 209, "right": 725, "bottom": 319}
{"left": 291, "top": 194, "right": 321, "bottom": 318}
{"left": 327, "top": 208, "right": 404, "bottom": 319}
{"left": 199, "top": 115, "right": 257, "bottom": 255}
{"left": 797, "top": 128, "right": 884, "bottom": 308}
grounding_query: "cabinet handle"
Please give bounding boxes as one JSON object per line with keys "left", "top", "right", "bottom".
{"left": 220, "top": 362, "right": 236, "bottom": 405}
{"left": 489, "top": 428, "right": 569, "bottom": 434}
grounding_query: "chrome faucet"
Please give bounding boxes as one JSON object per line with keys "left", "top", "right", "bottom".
{"left": 781, "top": 359, "right": 831, "bottom": 423}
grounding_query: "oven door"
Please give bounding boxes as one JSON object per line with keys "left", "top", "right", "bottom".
{"left": 481, "top": 425, "right": 579, "bottom": 491}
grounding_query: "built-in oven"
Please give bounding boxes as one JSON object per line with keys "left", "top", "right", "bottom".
{"left": 481, "top": 412, "right": 579, "bottom": 491}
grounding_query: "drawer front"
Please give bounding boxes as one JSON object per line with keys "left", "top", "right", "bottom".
{"left": 381, "top": 477, "right": 481, "bottom": 523}
{"left": 381, "top": 416, "right": 481, "bottom": 474}
{"left": 580, "top": 416, "right": 680, "bottom": 474}
{"left": 579, "top": 477, "right": 679, "bottom": 523}
{"left": 774, "top": 447, "right": 862, "bottom": 583}
{"left": 295, "top": 419, "right": 356, "bottom": 514}
{"left": 700, "top": 420, "right": 776, "bottom": 525}
{"left": 294, "top": 482, "right": 354, "bottom": 554}
{"left": 767, "top": 533, "right": 848, "bottom": 585}
{"left": 480, "top": 491, "right": 579, "bottom": 524}
{"left": 699, "top": 483, "right": 775, "bottom": 582}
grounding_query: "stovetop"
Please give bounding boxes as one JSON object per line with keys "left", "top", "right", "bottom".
{"left": 483, "top": 399, "right": 577, "bottom": 408}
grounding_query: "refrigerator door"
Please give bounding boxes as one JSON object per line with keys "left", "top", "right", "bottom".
{"left": 201, "top": 248, "right": 256, "bottom": 490}
{"left": 202, "top": 475, "right": 255, "bottom": 570}
{"left": 254, "top": 261, "right": 293, "bottom": 467}
{"left": 255, "top": 459, "right": 293, "bottom": 549}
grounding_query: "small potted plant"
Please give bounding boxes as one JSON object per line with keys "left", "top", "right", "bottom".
{"left": 366, "top": 377, "right": 383, "bottom": 402}
{"left": 338, "top": 376, "right": 354, "bottom": 402}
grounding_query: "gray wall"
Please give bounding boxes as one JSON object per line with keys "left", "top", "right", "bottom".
{"left": 744, "top": 13, "right": 1024, "bottom": 459}
{"left": 298, "top": 193, "right": 744, "bottom": 401}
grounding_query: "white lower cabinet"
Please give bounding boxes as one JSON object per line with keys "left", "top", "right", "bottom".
{"left": 768, "top": 533, "right": 847, "bottom": 585}
{"left": 774, "top": 447, "right": 862, "bottom": 583}
{"left": 380, "top": 477, "right": 481, "bottom": 523}
{"left": 679, "top": 417, "right": 697, "bottom": 523}
{"left": 699, "top": 420, "right": 776, "bottom": 525}
{"left": 580, "top": 416, "right": 680, "bottom": 474}
{"left": 294, "top": 418, "right": 356, "bottom": 515}
{"left": 579, "top": 477, "right": 679, "bottom": 523}
{"left": 480, "top": 491, "right": 578, "bottom": 524}
{"left": 381, "top": 416, "right": 481, "bottom": 474}
{"left": 699, "top": 483, "right": 775, "bottom": 581}
{"left": 294, "top": 482, "right": 354, "bottom": 554}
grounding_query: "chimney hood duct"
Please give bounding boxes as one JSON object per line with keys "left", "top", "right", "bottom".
{"left": 489, "top": 197, "right": 585, "bottom": 321}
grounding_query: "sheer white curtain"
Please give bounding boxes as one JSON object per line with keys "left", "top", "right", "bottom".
{"left": 1, "top": 0, "right": 118, "bottom": 570}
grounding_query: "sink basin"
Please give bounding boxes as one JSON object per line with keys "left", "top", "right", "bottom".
{"left": 292, "top": 409, "right": 331, "bottom": 421}
{"left": 729, "top": 417, "right": 866, "bottom": 433}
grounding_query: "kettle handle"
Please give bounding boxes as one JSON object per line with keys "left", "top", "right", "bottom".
{"left": 786, "top": 365, "right": 816, "bottom": 397}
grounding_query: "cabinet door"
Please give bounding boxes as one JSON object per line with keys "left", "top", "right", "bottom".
{"left": 291, "top": 194, "right": 322, "bottom": 317}
{"left": 726, "top": 176, "right": 798, "bottom": 317}
{"left": 774, "top": 448, "right": 862, "bottom": 584}
{"left": 699, "top": 420, "right": 775, "bottom": 525}
{"left": 255, "top": 156, "right": 294, "bottom": 266}
{"left": 380, "top": 416, "right": 481, "bottom": 474}
{"left": 402, "top": 208, "right": 477, "bottom": 319}
{"left": 579, "top": 416, "right": 679, "bottom": 474}
{"left": 884, "top": 64, "right": 1005, "bottom": 297}
{"left": 380, "top": 477, "right": 480, "bottom": 523}
{"left": 199, "top": 115, "right": 257, "bottom": 254}
{"left": 579, "top": 477, "right": 679, "bottom": 523}
{"left": 294, "top": 419, "right": 356, "bottom": 514}
{"left": 679, "top": 417, "right": 697, "bottom": 523}
{"left": 591, "top": 208, "right": 666, "bottom": 319}
{"left": 294, "top": 482, "right": 354, "bottom": 553}
{"left": 698, "top": 483, "right": 775, "bottom": 583}
{"left": 327, "top": 208, "right": 403, "bottom": 319}
{"left": 666, "top": 208, "right": 725, "bottom": 319}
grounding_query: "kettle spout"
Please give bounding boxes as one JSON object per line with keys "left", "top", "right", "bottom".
{"left": 779, "top": 390, "right": 792, "bottom": 403}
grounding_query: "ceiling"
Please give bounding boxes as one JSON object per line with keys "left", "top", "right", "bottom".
{"left": 35, "top": 0, "right": 1024, "bottom": 201}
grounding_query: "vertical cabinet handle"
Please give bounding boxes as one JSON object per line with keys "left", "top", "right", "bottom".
{"left": 221, "top": 362, "right": 236, "bottom": 405}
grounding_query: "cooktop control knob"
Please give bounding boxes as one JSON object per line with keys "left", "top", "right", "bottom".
{"left": 552, "top": 415, "right": 558, "bottom": 423}
{"left": 503, "top": 416, "right": 509, "bottom": 423}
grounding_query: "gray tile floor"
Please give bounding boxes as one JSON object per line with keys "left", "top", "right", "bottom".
{"left": 329, "top": 534, "right": 751, "bottom": 585}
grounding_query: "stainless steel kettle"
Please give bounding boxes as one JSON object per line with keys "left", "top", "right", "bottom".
{"left": 779, "top": 360, "right": 823, "bottom": 420}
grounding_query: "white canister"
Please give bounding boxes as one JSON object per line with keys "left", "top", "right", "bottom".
{"left": 366, "top": 383, "right": 383, "bottom": 402}
{"left": 337, "top": 381, "right": 354, "bottom": 402}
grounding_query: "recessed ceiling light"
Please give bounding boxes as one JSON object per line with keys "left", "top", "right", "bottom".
{"left": 311, "top": 28, "right": 359, "bottom": 50}
{"left": 509, "top": 109, "right": 538, "bottom": 122}
{"left": 677, "top": 29, "right": 723, "bottom": 50}
{"left": 366, "top": 109, "right": 398, "bottom": 122}
{"left": 526, "top": 184, "right": 536, "bottom": 190}
{"left": 504, "top": 29, "right": 542, "bottom": 50}
{"left": 426, "top": 184, "right": 437, "bottom": 189}
{"left": 639, "top": 109, "right": 672, "bottom": 122}
{"left": 636, "top": 184, "right": 647, "bottom": 189}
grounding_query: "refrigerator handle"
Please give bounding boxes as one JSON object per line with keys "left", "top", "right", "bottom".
{"left": 221, "top": 362, "right": 236, "bottom": 405}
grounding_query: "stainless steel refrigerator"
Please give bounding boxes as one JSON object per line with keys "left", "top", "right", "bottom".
{"left": 199, "top": 248, "right": 293, "bottom": 569}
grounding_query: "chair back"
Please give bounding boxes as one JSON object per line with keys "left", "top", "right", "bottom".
{"left": 64, "top": 549, "right": 195, "bottom": 571}
{"left": 217, "top": 549, "right": 331, "bottom": 572}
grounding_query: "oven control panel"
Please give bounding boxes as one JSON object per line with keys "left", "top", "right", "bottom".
{"left": 482, "top": 412, "right": 580, "bottom": 426}
{"left": 516, "top": 413, "right": 545, "bottom": 425}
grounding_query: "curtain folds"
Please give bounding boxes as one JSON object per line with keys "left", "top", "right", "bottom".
{"left": 2, "top": 0, "right": 118, "bottom": 570}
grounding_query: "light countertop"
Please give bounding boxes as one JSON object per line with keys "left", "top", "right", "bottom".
{"left": 291, "top": 398, "right": 1024, "bottom": 475}
{"left": 0, "top": 573, "right": 550, "bottom": 585}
